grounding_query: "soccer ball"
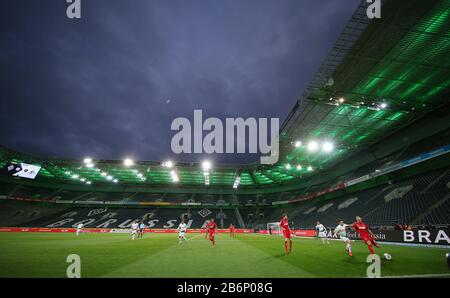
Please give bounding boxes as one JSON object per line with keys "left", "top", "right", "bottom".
{"left": 383, "top": 253, "right": 392, "bottom": 261}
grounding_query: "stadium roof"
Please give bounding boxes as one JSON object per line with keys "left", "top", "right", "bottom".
{"left": 1, "top": 0, "right": 449, "bottom": 193}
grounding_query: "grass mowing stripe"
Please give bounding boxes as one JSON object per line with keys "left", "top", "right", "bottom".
{"left": 104, "top": 233, "right": 315, "bottom": 277}
{"left": 0, "top": 233, "right": 177, "bottom": 277}
{"left": 382, "top": 273, "right": 450, "bottom": 278}
{"left": 102, "top": 233, "right": 205, "bottom": 277}
{"left": 236, "top": 234, "right": 450, "bottom": 278}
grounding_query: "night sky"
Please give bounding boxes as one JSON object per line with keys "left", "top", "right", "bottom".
{"left": 0, "top": 0, "right": 360, "bottom": 164}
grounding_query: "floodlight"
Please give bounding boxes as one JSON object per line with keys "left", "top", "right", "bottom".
{"left": 233, "top": 176, "right": 241, "bottom": 189}
{"left": 322, "top": 141, "right": 334, "bottom": 153}
{"left": 307, "top": 141, "right": 319, "bottom": 152}
{"left": 162, "top": 160, "right": 174, "bottom": 168}
{"left": 202, "top": 161, "right": 211, "bottom": 171}
{"left": 123, "top": 158, "right": 134, "bottom": 167}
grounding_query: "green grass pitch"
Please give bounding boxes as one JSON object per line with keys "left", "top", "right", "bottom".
{"left": 0, "top": 232, "right": 448, "bottom": 278}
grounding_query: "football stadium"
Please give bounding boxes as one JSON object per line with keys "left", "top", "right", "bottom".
{"left": 1, "top": 0, "right": 450, "bottom": 282}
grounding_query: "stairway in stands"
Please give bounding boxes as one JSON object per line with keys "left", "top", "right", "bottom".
{"left": 412, "top": 192, "right": 450, "bottom": 225}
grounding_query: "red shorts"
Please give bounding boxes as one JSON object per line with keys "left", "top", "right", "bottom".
{"left": 361, "top": 235, "right": 373, "bottom": 244}
{"left": 209, "top": 231, "right": 215, "bottom": 240}
{"left": 283, "top": 230, "right": 291, "bottom": 239}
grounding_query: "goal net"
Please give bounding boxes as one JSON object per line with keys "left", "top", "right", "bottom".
{"left": 266, "top": 222, "right": 282, "bottom": 236}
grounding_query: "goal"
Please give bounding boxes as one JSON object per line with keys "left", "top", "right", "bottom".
{"left": 266, "top": 222, "right": 282, "bottom": 236}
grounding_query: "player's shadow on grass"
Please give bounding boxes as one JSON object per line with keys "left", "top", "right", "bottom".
{"left": 273, "top": 253, "right": 290, "bottom": 259}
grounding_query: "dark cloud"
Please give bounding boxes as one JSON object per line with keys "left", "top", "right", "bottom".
{"left": 0, "top": 0, "right": 360, "bottom": 163}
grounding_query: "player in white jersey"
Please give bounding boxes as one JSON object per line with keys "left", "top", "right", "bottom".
{"left": 334, "top": 219, "right": 353, "bottom": 256}
{"left": 76, "top": 223, "right": 84, "bottom": 236}
{"left": 315, "top": 221, "right": 329, "bottom": 244}
{"left": 177, "top": 220, "right": 188, "bottom": 244}
{"left": 131, "top": 221, "right": 139, "bottom": 240}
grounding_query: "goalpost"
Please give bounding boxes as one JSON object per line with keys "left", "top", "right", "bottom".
{"left": 266, "top": 222, "right": 282, "bottom": 236}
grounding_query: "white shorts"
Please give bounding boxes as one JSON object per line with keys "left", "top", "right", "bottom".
{"left": 131, "top": 229, "right": 137, "bottom": 234}
{"left": 340, "top": 236, "right": 350, "bottom": 242}
{"left": 318, "top": 231, "right": 327, "bottom": 238}
{"left": 179, "top": 232, "right": 185, "bottom": 238}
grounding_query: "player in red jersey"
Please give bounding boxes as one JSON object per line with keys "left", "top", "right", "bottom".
{"left": 229, "top": 223, "right": 235, "bottom": 238}
{"left": 280, "top": 213, "right": 293, "bottom": 253}
{"left": 206, "top": 218, "right": 218, "bottom": 247}
{"left": 352, "top": 216, "right": 380, "bottom": 254}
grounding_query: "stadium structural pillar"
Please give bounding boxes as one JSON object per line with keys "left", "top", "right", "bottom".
{"left": 234, "top": 207, "right": 245, "bottom": 228}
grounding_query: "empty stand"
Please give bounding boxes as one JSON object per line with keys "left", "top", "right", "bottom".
{"left": 0, "top": 167, "right": 449, "bottom": 230}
